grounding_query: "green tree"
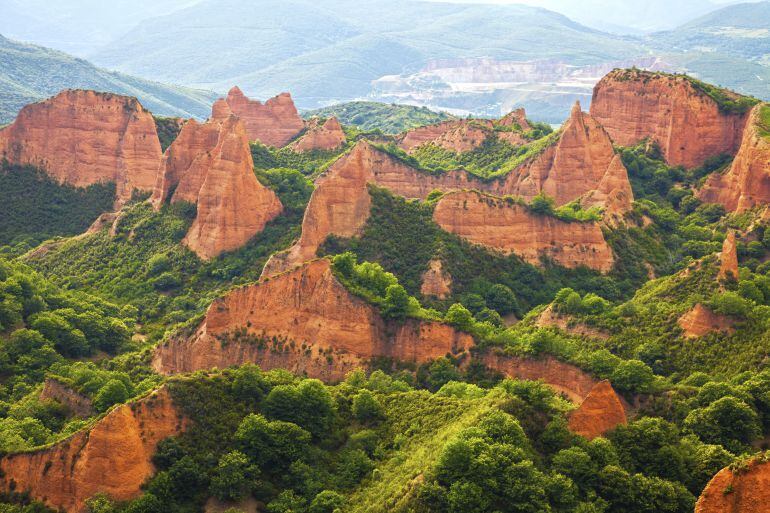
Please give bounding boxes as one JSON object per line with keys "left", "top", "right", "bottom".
{"left": 381, "top": 284, "right": 411, "bottom": 320}
{"left": 209, "top": 451, "right": 257, "bottom": 502}
{"left": 308, "top": 491, "right": 344, "bottom": 513}
{"left": 684, "top": 396, "right": 761, "bottom": 452}
{"left": 352, "top": 390, "right": 385, "bottom": 424}
{"left": 93, "top": 379, "right": 130, "bottom": 413}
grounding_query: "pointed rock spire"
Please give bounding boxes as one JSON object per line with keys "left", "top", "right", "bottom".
{"left": 718, "top": 230, "right": 739, "bottom": 281}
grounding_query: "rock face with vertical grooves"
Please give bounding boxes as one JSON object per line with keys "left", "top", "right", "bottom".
{"left": 0, "top": 89, "right": 162, "bottom": 204}
{"left": 432, "top": 191, "right": 614, "bottom": 272}
{"left": 262, "top": 132, "right": 630, "bottom": 276}
{"left": 223, "top": 86, "right": 304, "bottom": 147}
{"left": 500, "top": 102, "right": 633, "bottom": 216}
{"left": 568, "top": 380, "right": 627, "bottom": 439}
{"left": 699, "top": 104, "right": 770, "bottom": 211}
{"left": 590, "top": 69, "right": 751, "bottom": 169}
{"left": 152, "top": 108, "right": 283, "bottom": 260}
{"left": 0, "top": 387, "right": 183, "bottom": 513}
{"left": 290, "top": 117, "right": 347, "bottom": 152}
{"left": 153, "top": 259, "right": 474, "bottom": 381}
{"left": 399, "top": 119, "right": 494, "bottom": 153}
{"left": 695, "top": 458, "right": 770, "bottom": 513}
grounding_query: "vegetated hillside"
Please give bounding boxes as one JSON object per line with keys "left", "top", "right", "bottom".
{"left": 5, "top": 79, "right": 770, "bottom": 512}
{"left": 0, "top": 34, "right": 217, "bottom": 123}
{"left": 655, "top": 1, "right": 770, "bottom": 62}
{"left": 303, "top": 102, "right": 456, "bottom": 134}
{"left": 88, "top": 0, "right": 640, "bottom": 105}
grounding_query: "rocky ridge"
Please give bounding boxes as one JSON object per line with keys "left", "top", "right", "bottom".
{"left": 223, "top": 87, "right": 305, "bottom": 147}
{"left": 0, "top": 89, "right": 162, "bottom": 205}
{"left": 591, "top": 69, "right": 752, "bottom": 169}
{"left": 695, "top": 457, "right": 770, "bottom": 513}
{"left": 432, "top": 190, "right": 614, "bottom": 272}
{"left": 0, "top": 387, "right": 183, "bottom": 513}
{"left": 699, "top": 104, "right": 770, "bottom": 212}
{"left": 151, "top": 103, "right": 283, "bottom": 260}
{"left": 290, "top": 117, "right": 347, "bottom": 152}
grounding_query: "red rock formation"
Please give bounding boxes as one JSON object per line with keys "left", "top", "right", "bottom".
{"left": 223, "top": 87, "right": 304, "bottom": 147}
{"left": 568, "top": 380, "right": 627, "bottom": 439}
{"left": 432, "top": 191, "right": 614, "bottom": 272}
{"left": 261, "top": 141, "right": 488, "bottom": 276}
{"left": 0, "top": 90, "right": 162, "bottom": 204}
{"left": 677, "top": 303, "right": 735, "bottom": 338}
{"left": 0, "top": 387, "right": 183, "bottom": 513}
{"left": 699, "top": 104, "right": 770, "bottom": 211}
{"left": 153, "top": 259, "right": 474, "bottom": 380}
{"left": 719, "top": 231, "right": 739, "bottom": 281}
{"left": 263, "top": 135, "right": 630, "bottom": 276}
{"left": 152, "top": 114, "right": 283, "bottom": 260}
{"left": 399, "top": 119, "right": 494, "bottom": 153}
{"left": 290, "top": 117, "right": 347, "bottom": 152}
{"left": 501, "top": 102, "right": 634, "bottom": 214}
{"left": 696, "top": 458, "right": 770, "bottom": 513}
{"left": 421, "top": 259, "right": 452, "bottom": 299}
{"left": 478, "top": 352, "right": 602, "bottom": 403}
{"left": 499, "top": 108, "right": 531, "bottom": 131}
{"left": 591, "top": 69, "right": 751, "bottom": 169}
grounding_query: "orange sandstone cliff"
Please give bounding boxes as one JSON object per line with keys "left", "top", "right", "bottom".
{"left": 0, "top": 387, "right": 183, "bottom": 513}
{"left": 0, "top": 89, "right": 162, "bottom": 204}
{"left": 153, "top": 259, "right": 474, "bottom": 381}
{"left": 568, "top": 380, "right": 627, "bottom": 439}
{"left": 290, "top": 117, "right": 347, "bottom": 152}
{"left": 677, "top": 303, "right": 735, "bottom": 338}
{"left": 699, "top": 104, "right": 770, "bottom": 211}
{"left": 501, "top": 102, "right": 634, "bottom": 215}
{"left": 590, "top": 69, "right": 750, "bottom": 169}
{"left": 695, "top": 457, "right": 770, "bottom": 513}
{"left": 263, "top": 131, "right": 630, "bottom": 276}
{"left": 223, "top": 86, "right": 304, "bottom": 147}
{"left": 432, "top": 191, "right": 614, "bottom": 272}
{"left": 152, "top": 109, "right": 283, "bottom": 260}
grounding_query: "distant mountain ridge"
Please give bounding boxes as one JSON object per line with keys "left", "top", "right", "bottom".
{"left": 0, "top": 34, "right": 217, "bottom": 123}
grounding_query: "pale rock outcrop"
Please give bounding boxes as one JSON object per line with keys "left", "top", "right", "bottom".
{"left": 695, "top": 458, "right": 770, "bottom": 513}
{"left": 421, "top": 259, "right": 452, "bottom": 299}
{"left": 0, "top": 90, "right": 162, "bottom": 204}
{"left": 153, "top": 259, "right": 474, "bottom": 380}
{"left": 0, "top": 387, "right": 183, "bottom": 513}
{"left": 223, "top": 87, "right": 304, "bottom": 147}
{"left": 290, "top": 117, "right": 347, "bottom": 152}
{"left": 568, "top": 380, "right": 627, "bottom": 439}
{"left": 152, "top": 113, "right": 283, "bottom": 260}
{"left": 699, "top": 104, "right": 770, "bottom": 212}
{"left": 718, "top": 231, "right": 739, "bottom": 281}
{"left": 591, "top": 69, "right": 751, "bottom": 169}
{"left": 677, "top": 303, "right": 735, "bottom": 338}
{"left": 432, "top": 191, "right": 614, "bottom": 272}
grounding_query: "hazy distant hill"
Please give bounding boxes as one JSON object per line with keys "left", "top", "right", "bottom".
{"left": 655, "top": 1, "right": 770, "bottom": 62}
{"left": 0, "top": 34, "right": 217, "bottom": 123}
{"left": 89, "top": 0, "right": 640, "bottom": 108}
